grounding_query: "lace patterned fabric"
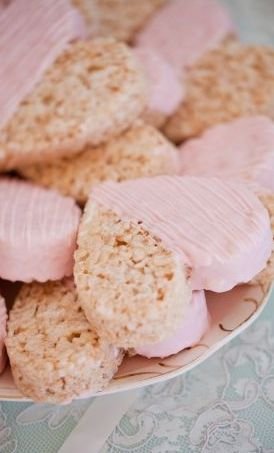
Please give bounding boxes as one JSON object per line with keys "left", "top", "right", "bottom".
{"left": 102, "top": 294, "right": 274, "bottom": 453}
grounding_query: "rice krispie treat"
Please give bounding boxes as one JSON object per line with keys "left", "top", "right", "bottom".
{"left": 177, "top": 116, "right": 274, "bottom": 285}
{"left": 164, "top": 41, "right": 274, "bottom": 143}
{"left": 19, "top": 122, "right": 179, "bottom": 204}
{"left": 6, "top": 280, "right": 123, "bottom": 403}
{"left": 72, "top": 0, "right": 166, "bottom": 43}
{"left": 0, "top": 38, "right": 146, "bottom": 170}
{"left": 74, "top": 203, "right": 192, "bottom": 348}
{"left": 0, "top": 0, "right": 86, "bottom": 131}
{"left": 74, "top": 176, "right": 273, "bottom": 347}
{"left": 0, "top": 179, "right": 81, "bottom": 282}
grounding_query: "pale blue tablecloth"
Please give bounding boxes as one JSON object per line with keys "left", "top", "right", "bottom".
{"left": 1, "top": 1, "right": 274, "bottom": 452}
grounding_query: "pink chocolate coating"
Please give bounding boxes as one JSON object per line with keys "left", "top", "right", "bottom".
{"left": 133, "top": 47, "right": 184, "bottom": 116}
{"left": 135, "top": 290, "right": 209, "bottom": 358}
{"left": 0, "top": 179, "right": 81, "bottom": 282}
{"left": 135, "top": 0, "right": 235, "bottom": 72}
{"left": 179, "top": 116, "right": 274, "bottom": 193}
{"left": 0, "top": 0, "right": 86, "bottom": 129}
{"left": 92, "top": 176, "right": 272, "bottom": 292}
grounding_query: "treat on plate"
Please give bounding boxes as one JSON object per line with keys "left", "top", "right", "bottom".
{"left": 6, "top": 280, "right": 123, "bottom": 403}
{"left": 0, "top": 295, "right": 7, "bottom": 374}
{"left": 75, "top": 198, "right": 192, "bottom": 348}
{"left": 0, "top": 4, "right": 146, "bottom": 170}
{"left": 19, "top": 121, "right": 179, "bottom": 204}
{"left": 72, "top": 0, "right": 166, "bottom": 43}
{"left": 135, "top": 290, "right": 209, "bottom": 358}
{"left": 177, "top": 116, "right": 274, "bottom": 286}
{"left": 164, "top": 41, "right": 274, "bottom": 142}
{"left": 74, "top": 176, "right": 272, "bottom": 347}
{"left": 133, "top": 48, "right": 184, "bottom": 128}
{"left": 0, "top": 179, "right": 81, "bottom": 282}
{"left": 135, "top": 0, "right": 235, "bottom": 73}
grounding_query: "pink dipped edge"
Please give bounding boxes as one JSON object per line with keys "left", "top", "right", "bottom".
{"left": 135, "top": 290, "right": 209, "bottom": 358}
{"left": 0, "top": 179, "right": 81, "bottom": 283}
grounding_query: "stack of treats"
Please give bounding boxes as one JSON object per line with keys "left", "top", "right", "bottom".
{"left": 0, "top": 0, "right": 273, "bottom": 404}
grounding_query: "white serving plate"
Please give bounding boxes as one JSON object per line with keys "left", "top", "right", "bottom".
{"left": 0, "top": 0, "right": 273, "bottom": 403}
{"left": 0, "top": 281, "right": 271, "bottom": 401}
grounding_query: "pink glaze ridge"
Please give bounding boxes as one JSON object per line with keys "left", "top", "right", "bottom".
{"left": 92, "top": 176, "right": 272, "bottom": 292}
{"left": 135, "top": 290, "right": 209, "bottom": 358}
